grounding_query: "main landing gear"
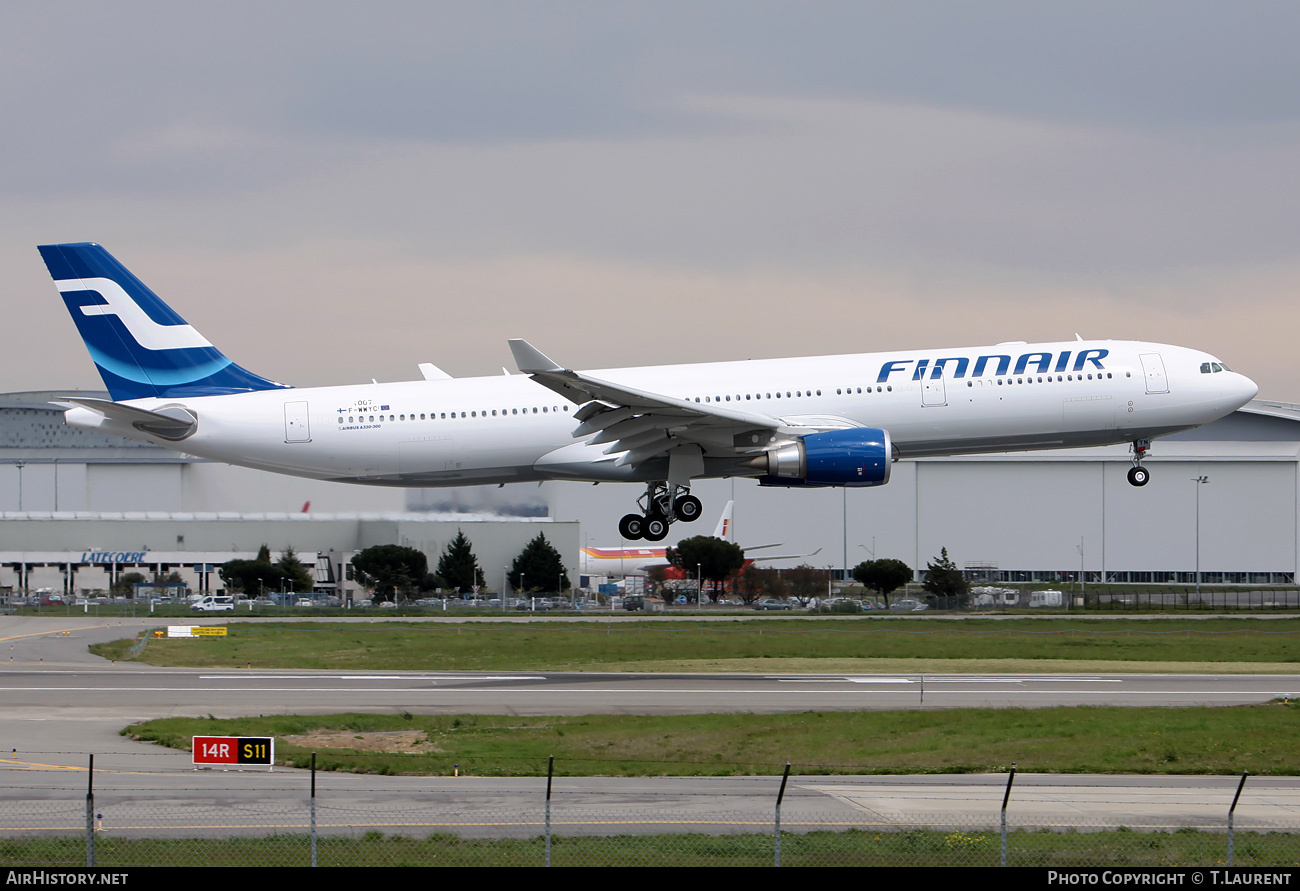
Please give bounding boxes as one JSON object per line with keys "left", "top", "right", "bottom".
{"left": 1127, "top": 438, "right": 1151, "bottom": 487}
{"left": 618, "top": 482, "right": 702, "bottom": 542}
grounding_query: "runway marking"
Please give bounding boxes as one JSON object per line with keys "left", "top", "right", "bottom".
{"left": 0, "top": 625, "right": 108, "bottom": 643}
{"left": 4, "top": 686, "right": 1285, "bottom": 696}
{"left": 0, "top": 757, "right": 86, "bottom": 771}
{"left": 776, "top": 676, "right": 1123, "bottom": 684}
{"left": 198, "top": 674, "right": 545, "bottom": 681}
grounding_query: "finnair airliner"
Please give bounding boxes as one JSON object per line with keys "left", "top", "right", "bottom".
{"left": 39, "top": 243, "right": 1258, "bottom": 542}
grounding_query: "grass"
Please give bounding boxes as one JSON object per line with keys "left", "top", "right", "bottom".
{"left": 122, "top": 701, "right": 1299, "bottom": 777}
{"left": 90, "top": 617, "right": 1300, "bottom": 672}
{"left": 3, "top": 827, "right": 1297, "bottom": 867}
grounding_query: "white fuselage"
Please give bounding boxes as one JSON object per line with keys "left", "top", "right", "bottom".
{"left": 62, "top": 339, "right": 1258, "bottom": 487}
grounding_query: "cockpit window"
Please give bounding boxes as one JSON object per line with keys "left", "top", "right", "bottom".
{"left": 1200, "top": 363, "right": 1212, "bottom": 373}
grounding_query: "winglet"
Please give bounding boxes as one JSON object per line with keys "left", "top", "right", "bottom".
{"left": 509, "top": 339, "right": 565, "bottom": 374}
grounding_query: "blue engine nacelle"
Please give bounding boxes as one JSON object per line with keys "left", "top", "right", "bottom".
{"left": 755, "top": 427, "right": 893, "bottom": 487}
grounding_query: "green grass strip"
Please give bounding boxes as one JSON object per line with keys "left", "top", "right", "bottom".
{"left": 91, "top": 618, "right": 1300, "bottom": 671}
{"left": 3, "top": 827, "right": 1298, "bottom": 867}
{"left": 124, "top": 702, "right": 1299, "bottom": 777}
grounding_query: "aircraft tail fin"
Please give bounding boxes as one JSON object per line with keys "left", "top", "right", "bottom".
{"left": 712, "top": 500, "right": 735, "bottom": 540}
{"left": 38, "top": 243, "right": 291, "bottom": 401}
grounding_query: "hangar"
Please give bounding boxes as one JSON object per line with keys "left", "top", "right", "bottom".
{"left": 0, "top": 392, "right": 577, "bottom": 599}
{"left": 550, "top": 400, "right": 1300, "bottom": 587}
{"left": 2, "top": 390, "right": 1297, "bottom": 594}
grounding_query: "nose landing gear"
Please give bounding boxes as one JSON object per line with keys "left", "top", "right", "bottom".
{"left": 618, "top": 482, "right": 702, "bottom": 542}
{"left": 1127, "top": 439, "right": 1151, "bottom": 487}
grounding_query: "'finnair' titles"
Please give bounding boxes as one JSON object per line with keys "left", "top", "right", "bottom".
{"left": 37, "top": 243, "right": 1259, "bottom": 541}
{"left": 877, "top": 349, "right": 1108, "bottom": 383}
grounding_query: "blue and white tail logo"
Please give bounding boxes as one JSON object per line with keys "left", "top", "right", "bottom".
{"left": 38, "top": 243, "right": 290, "bottom": 401}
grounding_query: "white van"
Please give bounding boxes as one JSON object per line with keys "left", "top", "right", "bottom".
{"left": 190, "top": 595, "right": 235, "bottom": 612}
{"left": 1029, "top": 590, "right": 1063, "bottom": 608}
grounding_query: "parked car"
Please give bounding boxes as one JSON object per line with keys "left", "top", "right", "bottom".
{"left": 190, "top": 595, "right": 235, "bottom": 612}
{"left": 753, "top": 599, "right": 793, "bottom": 611}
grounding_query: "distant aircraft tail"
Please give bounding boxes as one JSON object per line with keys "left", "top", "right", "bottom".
{"left": 38, "top": 243, "right": 290, "bottom": 401}
{"left": 712, "top": 500, "right": 735, "bottom": 540}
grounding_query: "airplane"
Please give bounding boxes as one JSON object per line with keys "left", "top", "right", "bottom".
{"left": 578, "top": 500, "right": 822, "bottom": 576}
{"left": 581, "top": 500, "right": 738, "bottom": 576}
{"left": 38, "top": 243, "right": 1259, "bottom": 542}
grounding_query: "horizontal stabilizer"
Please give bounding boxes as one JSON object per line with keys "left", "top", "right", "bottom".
{"left": 56, "top": 397, "right": 197, "bottom": 441}
{"left": 418, "top": 362, "right": 452, "bottom": 381}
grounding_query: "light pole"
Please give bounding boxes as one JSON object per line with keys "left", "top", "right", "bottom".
{"left": 842, "top": 488, "right": 848, "bottom": 585}
{"left": 1192, "top": 476, "right": 1209, "bottom": 599}
{"left": 1076, "top": 537, "right": 1085, "bottom": 608}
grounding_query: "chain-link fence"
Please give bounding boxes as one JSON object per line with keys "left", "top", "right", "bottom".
{"left": 4, "top": 804, "right": 1298, "bottom": 867}
{"left": 2, "top": 761, "right": 1297, "bottom": 867}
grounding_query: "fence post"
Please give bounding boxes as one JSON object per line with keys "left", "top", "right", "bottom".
{"left": 774, "top": 762, "right": 791, "bottom": 867}
{"left": 310, "top": 752, "right": 318, "bottom": 867}
{"left": 545, "top": 755, "right": 554, "bottom": 867}
{"left": 1228, "top": 770, "right": 1248, "bottom": 866}
{"left": 84, "top": 754, "right": 95, "bottom": 867}
{"left": 1000, "top": 763, "right": 1016, "bottom": 868}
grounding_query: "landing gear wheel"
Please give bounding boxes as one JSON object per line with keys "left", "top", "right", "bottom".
{"left": 674, "top": 495, "right": 702, "bottom": 522}
{"left": 1127, "top": 466, "right": 1150, "bottom": 487}
{"left": 642, "top": 515, "right": 670, "bottom": 542}
{"left": 619, "top": 513, "right": 645, "bottom": 540}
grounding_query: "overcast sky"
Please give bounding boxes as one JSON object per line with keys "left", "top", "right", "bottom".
{"left": 3, "top": 1, "right": 1298, "bottom": 400}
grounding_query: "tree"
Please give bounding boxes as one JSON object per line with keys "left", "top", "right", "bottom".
{"left": 667, "top": 536, "right": 745, "bottom": 602}
{"left": 219, "top": 558, "right": 284, "bottom": 597}
{"left": 736, "top": 565, "right": 785, "bottom": 604}
{"left": 785, "top": 564, "right": 832, "bottom": 603}
{"left": 922, "top": 547, "right": 970, "bottom": 607}
{"left": 437, "top": 530, "right": 482, "bottom": 595}
{"left": 276, "top": 546, "right": 314, "bottom": 594}
{"left": 852, "top": 558, "right": 913, "bottom": 608}
{"left": 111, "top": 571, "right": 148, "bottom": 597}
{"left": 509, "top": 532, "right": 569, "bottom": 593}
{"left": 352, "top": 544, "right": 428, "bottom": 602}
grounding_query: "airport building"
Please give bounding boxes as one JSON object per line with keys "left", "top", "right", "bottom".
{"left": 2, "top": 390, "right": 1298, "bottom": 594}
{"left": 550, "top": 400, "right": 1300, "bottom": 587}
{"left": 0, "top": 392, "right": 577, "bottom": 598}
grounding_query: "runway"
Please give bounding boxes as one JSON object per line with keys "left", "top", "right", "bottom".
{"left": 2, "top": 615, "right": 1298, "bottom": 753}
{"left": 2, "top": 615, "right": 1298, "bottom": 831}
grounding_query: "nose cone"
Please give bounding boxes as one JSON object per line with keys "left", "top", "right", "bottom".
{"left": 1232, "top": 372, "right": 1260, "bottom": 408}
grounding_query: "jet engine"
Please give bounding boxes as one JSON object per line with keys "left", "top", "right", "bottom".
{"left": 750, "top": 427, "right": 893, "bottom": 487}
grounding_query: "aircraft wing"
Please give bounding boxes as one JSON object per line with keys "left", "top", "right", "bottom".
{"left": 747, "top": 547, "right": 823, "bottom": 563}
{"left": 509, "top": 339, "right": 791, "bottom": 466}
